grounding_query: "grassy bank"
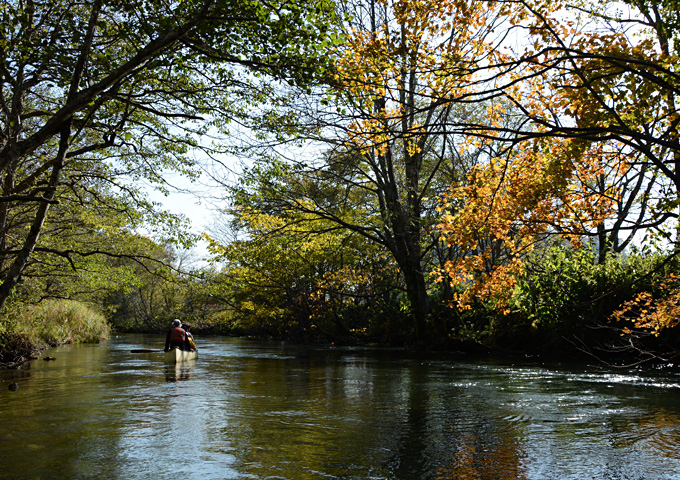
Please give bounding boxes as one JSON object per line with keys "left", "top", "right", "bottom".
{"left": 0, "top": 299, "right": 110, "bottom": 368}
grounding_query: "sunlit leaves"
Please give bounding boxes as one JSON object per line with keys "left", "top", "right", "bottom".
{"left": 418, "top": 0, "right": 680, "bottom": 330}
{"left": 611, "top": 274, "right": 680, "bottom": 337}
{"left": 334, "top": 0, "right": 515, "bottom": 152}
{"left": 0, "top": 0, "right": 340, "bottom": 309}
{"left": 205, "top": 204, "right": 398, "bottom": 338}
{"left": 436, "top": 133, "right": 620, "bottom": 311}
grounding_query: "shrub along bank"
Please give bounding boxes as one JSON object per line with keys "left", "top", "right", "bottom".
{"left": 0, "top": 300, "right": 110, "bottom": 368}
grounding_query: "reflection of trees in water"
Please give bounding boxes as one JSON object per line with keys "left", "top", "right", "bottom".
{"left": 2, "top": 338, "right": 679, "bottom": 478}
{"left": 379, "top": 364, "right": 528, "bottom": 480}
{"left": 434, "top": 419, "right": 529, "bottom": 480}
{"left": 1, "top": 366, "right": 32, "bottom": 381}
{"left": 1, "top": 365, "right": 31, "bottom": 391}
{"left": 1, "top": 342, "right": 107, "bottom": 392}
{"left": 222, "top": 352, "right": 530, "bottom": 479}
{"left": 138, "top": 342, "right": 680, "bottom": 479}
{"left": 605, "top": 407, "right": 680, "bottom": 459}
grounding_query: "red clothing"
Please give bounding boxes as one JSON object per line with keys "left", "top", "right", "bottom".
{"left": 169, "top": 326, "right": 186, "bottom": 343}
{"left": 165, "top": 326, "right": 187, "bottom": 351}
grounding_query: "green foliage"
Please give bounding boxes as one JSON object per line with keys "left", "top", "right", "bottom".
{"left": 0, "top": 0, "right": 341, "bottom": 310}
{"left": 103, "top": 249, "right": 220, "bottom": 333}
{"left": 510, "top": 243, "right": 606, "bottom": 331}
{"left": 0, "top": 298, "right": 110, "bottom": 365}
{"left": 459, "top": 241, "right": 669, "bottom": 353}
{"left": 0, "top": 179, "right": 193, "bottom": 317}
{"left": 205, "top": 203, "right": 409, "bottom": 342}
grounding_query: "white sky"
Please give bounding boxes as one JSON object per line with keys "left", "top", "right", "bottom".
{"left": 141, "top": 162, "right": 232, "bottom": 267}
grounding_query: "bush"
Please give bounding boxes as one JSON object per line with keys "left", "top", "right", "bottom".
{"left": 0, "top": 300, "right": 109, "bottom": 367}
{"left": 466, "top": 242, "right": 667, "bottom": 355}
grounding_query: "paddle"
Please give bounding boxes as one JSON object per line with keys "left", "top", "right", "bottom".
{"left": 130, "top": 349, "right": 163, "bottom": 353}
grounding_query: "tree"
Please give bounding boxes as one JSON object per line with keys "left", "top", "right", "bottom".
{"left": 398, "top": 0, "right": 680, "bottom": 361}
{"left": 205, "top": 202, "right": 404, "bottom": 340}
{"left": 224, "top": 0, "right": 519, "bottom": 344}
{"left": 431, "top": 0, "right": 680, "bottom": 308}
{"left": 0, "top": 0, "right": 336, "bottom": 310}
{"left": 103, "top": 241, "right": 189, "bottom": 331}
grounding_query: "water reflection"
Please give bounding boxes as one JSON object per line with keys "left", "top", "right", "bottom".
{"left": 0, "top": 335, "right": 679, "bottom": 479}
{"left": 164, "top": 362, "right": 195, "bottom": 382}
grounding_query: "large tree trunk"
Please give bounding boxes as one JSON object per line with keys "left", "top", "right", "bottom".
{"left": 0, "top": 160, "right": 19, "bottom": 275}
{"left": 401, "top": 258, "right": 430, "bottom": 344}
{"left": 385, "top": 231, "right": 430, "bottom": 343}
{"left": 0, "top": 130, "right": 67, "bottom": 310}
{"left": 380, "top": 166, "right": 430, "bottom": 343}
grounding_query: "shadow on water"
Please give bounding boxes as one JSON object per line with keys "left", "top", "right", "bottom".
{"left": 0, "top": 334, "right": 679, "bottom": 479}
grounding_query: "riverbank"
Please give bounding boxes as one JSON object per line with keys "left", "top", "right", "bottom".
{"left": 0, "top": 299, "right": 110, "bottom": 368}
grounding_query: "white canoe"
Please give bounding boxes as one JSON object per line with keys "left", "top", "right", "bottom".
{"left": 164, "top": 347, "right": 198, "bottom": 363}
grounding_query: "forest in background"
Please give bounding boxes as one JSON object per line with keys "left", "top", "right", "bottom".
{"left": 0, "top": 0, "right": 679, "bottom": 366}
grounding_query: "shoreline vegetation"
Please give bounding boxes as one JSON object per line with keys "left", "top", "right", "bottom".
{"left": 2, "top": 249, "right": 679, "bottom": 370}
{"left": 0, "top": 300, "right": 110, "bottom": 369}
{"left": 1, "top": 298, "right": 676, "bottom": 370}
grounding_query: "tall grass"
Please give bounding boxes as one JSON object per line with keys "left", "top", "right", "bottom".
{"left": 0, "top": 300, "right": 110, "bottom": 366}
{"left": 16, "top": 299, "right": 110, "bottom": 345}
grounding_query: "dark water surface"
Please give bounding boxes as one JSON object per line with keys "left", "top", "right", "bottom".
{"left": 1, "top": 334, "right": 679, "bottom": 479}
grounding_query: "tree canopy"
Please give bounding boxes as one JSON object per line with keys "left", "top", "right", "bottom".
{"left": 204, "top": 0, "right": 680, "bottom": 360}
{"left": 0, "top": 0, "right": 338, "bottom": 309}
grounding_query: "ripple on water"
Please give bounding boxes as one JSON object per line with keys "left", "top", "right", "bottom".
{"left": 3, "top": 336, "right": 680, "bottom": 480}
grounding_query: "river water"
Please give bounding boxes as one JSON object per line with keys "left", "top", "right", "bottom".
{"left": 1, "top": 334, "right": 679, "bottom": 479}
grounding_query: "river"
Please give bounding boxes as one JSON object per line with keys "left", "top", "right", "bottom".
{"left": 0, "top": 334, "right": 679, "bottom": 479}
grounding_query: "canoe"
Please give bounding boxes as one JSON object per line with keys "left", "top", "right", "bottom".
{"left": 164, "top": 347, "right": 198, "bottom": 364}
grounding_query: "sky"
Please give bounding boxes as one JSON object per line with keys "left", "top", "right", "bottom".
{"left": 142, "top": 166, "right": 229, "bottom": 266}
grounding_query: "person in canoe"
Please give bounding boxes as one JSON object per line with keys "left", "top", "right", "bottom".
{"left": 181, "top": 323, "right": 197, "bottom": 352}
{"left": 165, "top": 319, "right": 187, "bottom": 352}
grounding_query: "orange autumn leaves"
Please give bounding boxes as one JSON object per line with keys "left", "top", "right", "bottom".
{"left": 436, "top": 137, "right": 620, "bottom": 312}
{"left": 612, "top": 274, "right": 680, "bottom": 337}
